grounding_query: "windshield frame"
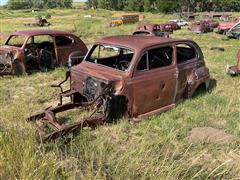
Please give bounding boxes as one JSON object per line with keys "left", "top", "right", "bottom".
{"left": 5, "top": 35, "right": 28, "bottom": 48}
{"left": 84, "top": 43, "right": 135, "bottom": 73}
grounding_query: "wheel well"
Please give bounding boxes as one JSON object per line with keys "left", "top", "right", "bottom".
{"left": 192, "top": 83, "right": 207, "bottom": 97}
{"left": 104, "top": 95, "right": 129, "bottom": 122}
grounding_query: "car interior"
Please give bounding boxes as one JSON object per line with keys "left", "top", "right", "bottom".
{"left": 87, "top": 45, "right": 134, "bottom": 71}
{"left": 24, "top": 35, "right": 56, "bottom": 72}
{"left": 177, "top": 44, "right": 196, "bottom": 63}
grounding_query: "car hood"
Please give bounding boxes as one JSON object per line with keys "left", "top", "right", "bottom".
{"left": 0, "top": 49, "right": 14, "bottom": 64}
{"left": 0, "top": 45, "right": 21, "bottom": 52}
{"left": 71, "top": 62, "right": 124, "bottom": 82}
{"left": 218, "top": 22, "right": 235, "bottom": 28}
{"left": 70, "top": 62, "right": 125, "bottom": 100}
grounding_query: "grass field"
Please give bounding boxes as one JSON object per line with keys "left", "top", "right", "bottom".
{"left": 0, "top": 4, "right": 240, "bottom": 179}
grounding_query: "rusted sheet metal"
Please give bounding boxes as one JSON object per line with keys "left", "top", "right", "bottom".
{"left": 188, "top": 21, "right": 213, "bottom": 33}
{"left": 28, "top": 35, "right": 210, "bottom": 140}
{"left": 0, "top": 30, "right": 88, "bottom": 76}
{"left": 217, "top": 17, "right": 240, "bottom": 34}
{"left": 227, "top": 50, "right": 240, "bottom": 76}
{"left": 133, "top": 24, "right": 169, "bottom": 37}
{"left": 205, "top": 20, "right": 219, "bottom": 29}
{"left": 24, "top": 17, "right": 50, "bottom": 27}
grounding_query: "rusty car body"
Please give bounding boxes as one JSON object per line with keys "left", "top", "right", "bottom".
{"left": 205, "top": 19, "right": 219, "bottom": 29}
{"left": 0, "top": 30, "right": 88, "bottom": 75}
{"left": 24, "top": 16, "right": 50, "bottom": 27}
{"left": 159, "top": 23, "right": 174, "bottom": 33}
{"left": 133, "top": 24, "right": 169, "bottom": 37}
{"left": 167, "top": 21, "right": 181, "bottom": 30}
{"left": 28, "top": 35, "right": 210, "bottom": 140}
{"left": 169, "top": 19, "right": 189, "bottom": 27}
{"left": 227, "top": 50, "right": 240, "bottom": 76}
{"left": 226, "top": 22, "right": 240, "bottom": 39}
{"left": 217, "top": 17, "right": 240, "bottom": 34}
{"left": 188, "top": 21, "right": 213, "bottom": 33}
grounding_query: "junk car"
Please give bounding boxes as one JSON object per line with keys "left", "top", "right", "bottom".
{"left": 110, "top": 13, "right": 139, "bottom": 27}
{"left": 226, "top": 22, "right": 240, "bottom": 39}
{"left": 227, "top": 50, "right": 240, "bottom": 76}
{"left": 24, "top": 16, "right": 51, "bottom": 27}
{"left": 167, "top": 21, "right": 181, "bottom": 30}
{"left": 169, "top": 19, "right": 189, "bottom": 27}
{"left": 188, "top": 21, "right": 213, "bottom": 33}
{"left": 0, "top": 30, "right": 88, "bottom": 75}
{"left": 133, "top": 24, "right": 169, "bottom": 37}
{"left": 217, "top": 17, "right": 240, "bottom": 34}
{"left": 28, "top": 35, "right": 210, "bottom": 140}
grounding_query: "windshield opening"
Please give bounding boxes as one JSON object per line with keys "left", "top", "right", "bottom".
{"left": 85, "top": 44, "right": 134, "bottom": 72}
{"left": 6, "top": 35, "right": 26, "bottom": 48}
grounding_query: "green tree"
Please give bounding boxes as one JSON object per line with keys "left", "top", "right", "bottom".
{"left": 7, "top": 0, "right": 29, "bottom": 9}
{"left": 7, "top": 0, "right": 73, "bottom": 9}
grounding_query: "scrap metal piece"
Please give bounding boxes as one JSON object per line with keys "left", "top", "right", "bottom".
{"left": 188, "top": 21, "right": 213, "bottom": 33}
{"left": 227, "top": 50, "right": 240, "bottom": 76}
{"left": 0, "top": 30, "right": 88, "bottom": 76}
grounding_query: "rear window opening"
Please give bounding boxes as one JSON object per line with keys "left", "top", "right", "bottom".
{"left": 86, "top": 44, "right": 134, "bottom": 71}
{"left": 176, "top": 44, "right": 197, "bottom": 63}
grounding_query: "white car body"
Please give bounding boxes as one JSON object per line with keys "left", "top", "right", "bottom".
{"left": 170, "top": 19, "right": 189, "bottom": 26}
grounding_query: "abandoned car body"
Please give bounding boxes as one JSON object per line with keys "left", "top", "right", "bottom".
{"left": 226, "top": 22, "right": 240, "bottom": 39}
{"left": 217, "top": 17, "right": 240, "bottom": 34}
{"left": 28, "top": 35, "right": 210, "bottom": 140}
{"left": 227, "top": 50, "right": 240, "bottom": 76}
{"left": 24, "top": 16, "right": 51, "bottom": 27}
{"left": 189, "top": 21, "right": 213, "bottom": 33}
{"left": 169, "top": 19, "right": 189, "bottom": 27}
{"left": 133, "top": 24, "right": 169, "bottom": 37}
{"left": 0, "top": 30, "right": 88, "bottom": 75}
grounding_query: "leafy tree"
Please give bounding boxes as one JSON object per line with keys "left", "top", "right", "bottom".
{"left": 85, "top": 0, "right": 240, "bottom": 13}
{"left": 7, "top": 0, "right": 73, "bottom": 9}
{"left": 7, "top": 0, "right": 29, "bottom": 9}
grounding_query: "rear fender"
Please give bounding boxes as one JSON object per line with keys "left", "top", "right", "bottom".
{"left": 187, "top": 66, "right": 210, "bottom": 97}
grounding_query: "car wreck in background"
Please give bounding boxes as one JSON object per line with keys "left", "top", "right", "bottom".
{"left": 24, "top": 16, "right": 51, "bottom": 27}
{"left": 0, "top": 30, "right": 88, "bottom": 75}
{"left": 188, "top": 21, "right": 213, "bottom": 33}
{"left": 133, "top": 24, "right": 169, "bottom": 37}
{"left": 226, "top": 22, "right": 240, "bottom": 39}
{"left": 110, "top": 13, "right": 139, "bottom": 27}
{"left": 217, "top": 17, "right": 240, "bottom": 34}
{"left": 28, "top": 35, "right": 210, "bottom": 140}
{"left": 169, "top": 19, "right": 189, "bottom": 27}
{"left": 205, "top": 19, "right": 219, "bottom": 29}
{"left": 227, "top": 50, "right": 240, "bottom": 76}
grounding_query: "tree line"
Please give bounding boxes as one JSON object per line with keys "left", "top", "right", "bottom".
{"left": 7, "top": 0, "right": 73, "bottom": 9}
{"left": 86, "top": 0, "right": 240, "bottom": 13}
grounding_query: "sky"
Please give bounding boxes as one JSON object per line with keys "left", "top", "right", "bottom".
{"left": 0, "top": 0, "right": 87, "bottom": 6}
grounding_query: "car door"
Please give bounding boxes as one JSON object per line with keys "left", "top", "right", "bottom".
{"left": 54, "top": 35, "right": 79, "bottom": 65}
{"left": 130, "top": 45, "right": 177, "bottom": 117}
{"left": 175, "top": 42, "right": 200, "bottom": 101}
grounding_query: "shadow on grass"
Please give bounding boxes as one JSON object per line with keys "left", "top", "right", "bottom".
{"left": 192, "top": 78, "right": 217, "bottom": 99}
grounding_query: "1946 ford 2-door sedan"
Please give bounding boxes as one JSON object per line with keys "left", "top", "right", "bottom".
{"left": 29, "top": 35, "right": 210, "bottom": 139}
{"left": 0, "top": 29, "right": 88, "bottom": 75}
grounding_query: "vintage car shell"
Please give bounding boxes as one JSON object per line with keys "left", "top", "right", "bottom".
{"left": 0, "top": 29, "right": 88, "bottom": 75}
{"left": 188, "top": 21, "right": 213, "bottom": 33}
{"left": 70, "top": 35, "right": 210, "bottom": 118}
{"left": 133, "top": 24, "right": 169, "bottom": 37}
